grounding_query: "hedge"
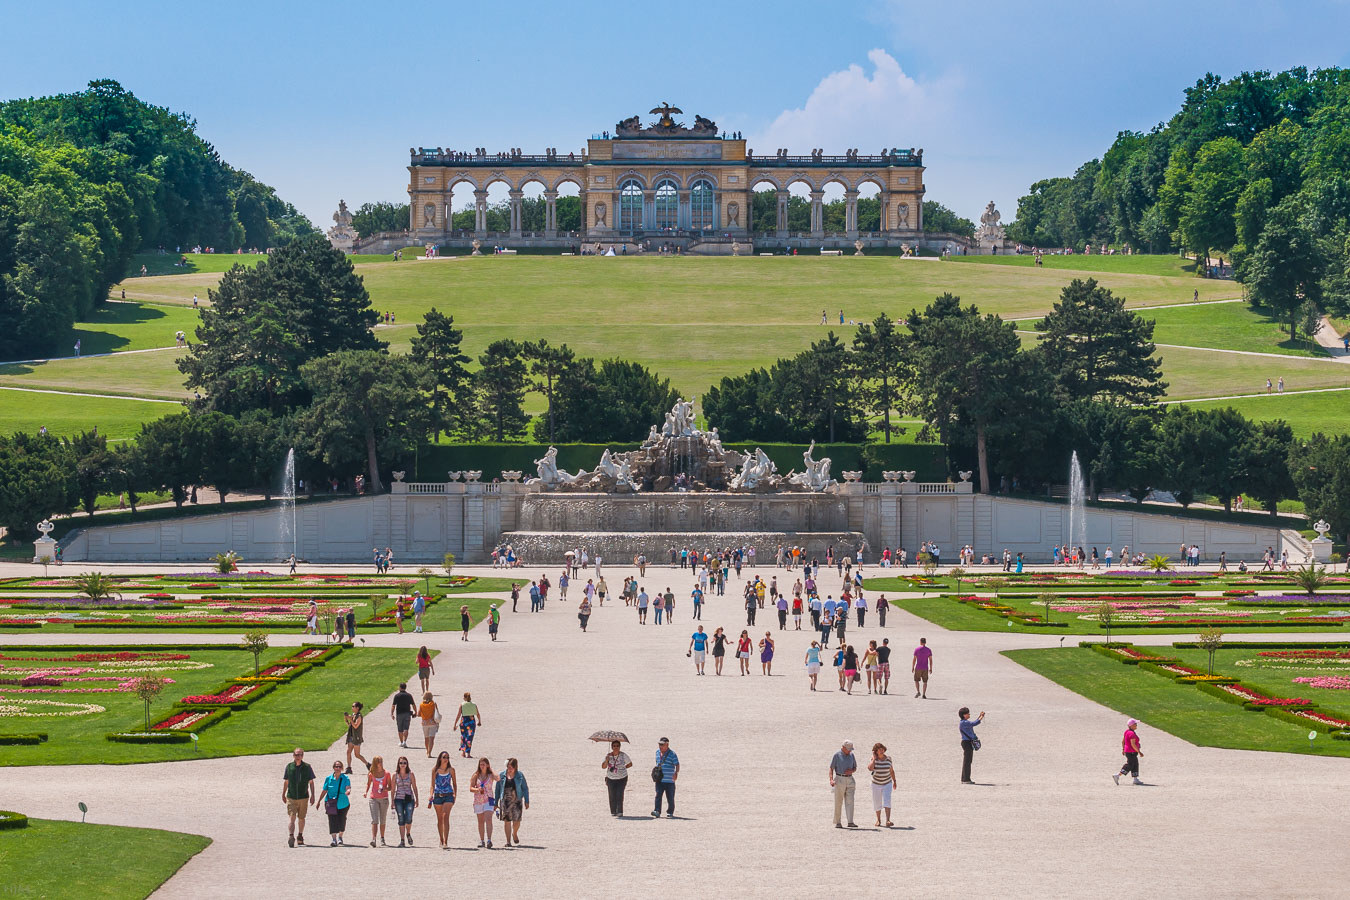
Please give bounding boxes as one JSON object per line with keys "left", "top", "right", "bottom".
{"left": 1264, "top": 706, "right": 1350, "bottom": 734}
{"left": 0, "top": 733, "right": 47, "bottom": 745}
{"left": 1172, "top": 641, "right": 1350, "bottom": 650}
{"left": 416, "top": 441, "right": 947, "bottom": 483}
{"left": 0, "top": 810, "right": 29, "bottom": 830}
{"left": 106, "top": 731, "right": 193, "bottom": 744}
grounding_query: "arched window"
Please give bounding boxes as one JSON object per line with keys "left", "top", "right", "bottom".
{"left": 654, "top": 179, "right": 678, "bottom": 230}
{"left": 690, "top": 180, "right": 714, "bottom": 231}
{"left": 619, "top": 180, "right": 643, "bottom": 234}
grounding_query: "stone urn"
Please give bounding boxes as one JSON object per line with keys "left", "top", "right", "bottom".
{"left": 842, "top": 470, "right": 863, "bottom": 483}
{"left": 854, "top": 239, "right": 864, "bottom": 256}
{"left": 501, "top": 470, "right": 523, "bottom": 483}
{"left": 463, "top": 470, "right": 483, "bottom": 483}
{"left": 471, "top": 239, "right": 482, "bottom": 256}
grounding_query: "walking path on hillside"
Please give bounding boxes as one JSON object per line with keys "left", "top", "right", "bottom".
{"left": 0, "top": 344, "right": 184, "bottom": 368}
{"left": 0, "top": 385, "right": 180, "bottom": 403}
{"left": 0, "top": 562, "right": 1345, "bottom": 898}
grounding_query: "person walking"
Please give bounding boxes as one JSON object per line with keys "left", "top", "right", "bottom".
{"left": 460, "top": 604, "right": 472, "bottom": 641}
{"left": 663, "top": 587, "right": 675, "bottom": 622}
{"left": 959, "top": 708, "right": 985, "bottom": 784}
{"left": 416, "top": 646, "right": 434, "bottom": 694}
{"left": 1113, "top": 718, "right": 1144, "bottom": 785}
{"left": 913, "top": 638, "right": 932, "bottom": 699}
{"left": 776, "top": 594, "right": 788, "bottom": 630}
{"left": 759, "top": 631, "right": 775, "bottom": 675}
{"left": 391, "top": 756, "right": 419, "bottom": 847}
{"left": 344, "top": 702, "right": 369, "bottom": 773}
{"left": 578, "top": 594, "right": 592, "bottom": 632}
{"left": 843, "top": 644, "right": 860, "bottom": 695}
{"left": 863, "top": 641, "right": 880, "bottom": 694}
{"left": 869, "top": 742, "right": 896, "bottom": 827}
{"left": 876, "top": 638, "right": 892, "bottom": 694}
{"left": 712, "top": 627, "right": 728, "bottom": 675}
{"left": 282, "top": 747, "right": 315, "bottom": 847}
{"left": 792, "top": 594, "right": 803, "bottom": 630}
{"left": 364, "top": 756, "right": 392, "bottom": 847}
{"left": 319, "top": 759, "right": 352, "bottom": 846}
{"left": 689, "top": 625, "right": 709, "bottom": 675}
{"left": 652, "top": 737, "right": 679, "bottom": 818}
{"left": 602, "top": 740, "right": 632, "bottom": 816}
{"left": 833, "top": 643, "right": 847, "bottom": 691}
{"left": 805, "top": 641, "right": 822, "bottom": 691}
{"left": 637, "top": 586, "right": 649, "bottom": 624}
{"left": 829, "top": 740, "right": 858, "bottom": 828}
{"left": 391, "top": 682, "right": 416, "bottom": 748}
{"left": 737, "top": 630, "right": 753, "bottom": 675}
{"left": 456, "top": 692, "right": 481, "bottom": 758}
{"left": 745, "top": 586, "right": 757, "bottom": 627}
{"left": 495, "top": 758, "right": 529, "bottom": 846}
{"left": 691, "top": 583, "right": 704, "bottom": 619}
{"left": 854, "top": 591, "right": 867, "bottom": 628}
{"left": 418, "top": 691, "right": 441, "bottom": 757}
{"left": 427, "top": 751, "right": 457, "bottom": 849}
{"left": 470, "top": 758, "right": 498, "bottom": 848}
{"left": 509, "top": 582, "right": 520, "bottom": 613}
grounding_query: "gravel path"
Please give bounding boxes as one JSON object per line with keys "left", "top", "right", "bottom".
{"left": 0, "top": 563, "right": 1346, "bottom": 899}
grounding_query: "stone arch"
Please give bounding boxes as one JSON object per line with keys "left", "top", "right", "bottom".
{"left": 853, "top": 175, "right": 886, "bottom": 193}
{"left": 445, "top": 173, "right": 480, "bottom": 191}
{"left": 550, "top": 173, "right": 584, "bottom": 192}
{"left": 748, "top": 173, "right": 782, "bottom": 191}
{"left": 784, "top": 174, "right": 819, "bottom": 192}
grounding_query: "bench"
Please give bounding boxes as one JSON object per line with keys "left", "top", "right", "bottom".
{"left": 820, "top": 250, "right": 843, "bottom": 256}
{"left": 500, "top": 249, "right": 518, "bottom": 255}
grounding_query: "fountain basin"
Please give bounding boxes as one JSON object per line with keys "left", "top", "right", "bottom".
{"left": 498, "top": 531, "right": 865, "bottom": 564}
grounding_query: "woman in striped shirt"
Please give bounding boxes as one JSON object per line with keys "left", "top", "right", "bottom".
{"left": 868, "top": 742, "right": 897, "bottom": 827}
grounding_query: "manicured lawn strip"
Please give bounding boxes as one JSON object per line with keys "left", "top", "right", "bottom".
{"left": 1181, "top": 390, "right": 1350, "bottom": 438}
{"left": 0, "top": 646, "right": 424, "bottom": 765}
{"left": 1003, "top": 646, "right": 1350, "bottom": 757}
{"left": 948, "top": 253, "right": 1210, "bottom": 278}
{"left": 0, "top": 389, "right": 173, "bottom": 440}
{"left": 1144, "top": 302, "right": 1324, "bottom": 358}
{"left": 416, "top": 596, "right": 497, "bottom": 633}
{"left": 0, "top": 818, "right": 210, "bottom": 899}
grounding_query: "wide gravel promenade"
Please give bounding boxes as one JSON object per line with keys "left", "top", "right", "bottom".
{"left": 0, "top": 561, "right": 1346, "bottom": 899}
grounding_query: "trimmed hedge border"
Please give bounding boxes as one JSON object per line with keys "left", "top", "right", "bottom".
{"left": 106, "top": 731, "right": 193, "bottom": 744}
{"left": 0, "top": 733, "right": 48, "bottom": 745}
{"left": 0, "top": 810, "right": 29, "bottom": 830}
{"left": 172, "top": 681, "right": 277, "bottom": 710}
{"left": 1171, "top": 641, "right": 1350, "bottom": 650}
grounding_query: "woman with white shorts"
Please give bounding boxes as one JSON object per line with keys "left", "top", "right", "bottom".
{"left": 804, "top": 641, "right": 822, "bottom": 691}
{"left": 868, "top": 742, "right": 897, "bottom": 827}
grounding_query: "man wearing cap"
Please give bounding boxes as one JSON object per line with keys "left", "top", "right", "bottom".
{"left": 652, "top": 738, "right": 679, "bottom": 818}
{"left": 1113, "top": 718, "right": 1144, "bottom": 785}
{"left": 411, "top": 591, "right": 426, "bottom": 633}
{"left": 829, "top": 740, "right": 858, "bottom": 827}
{"left": 488, "top": 604, "right": 500, "bottom": 641}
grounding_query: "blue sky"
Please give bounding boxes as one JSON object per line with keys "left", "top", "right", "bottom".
{"left": 4, "top": 0, "right": 1349, "bottom": 228}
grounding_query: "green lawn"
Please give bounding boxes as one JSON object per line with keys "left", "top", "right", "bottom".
{"left": 949, "top": 253, "right": 1208, "bottom": 277}
{"left": 0, "top": 645, "right": 425, "bottom": 765}
{"left": 1006, "top": 645, "right": 1350, "bottom": 757}
{"left": 0, "top": 818, "right": 210, "bottom": 899}
{"left": 1154, "top": 344, "right": 1349, "bottom": 399}
{"left": 1145, "top": 302, "right": 1324, "bottom": 358}
{"left": 1181, "top": 389, "right": 1350, "bottom": 437}
{"left": 0, "top": 388, "right": 175, "bottom": 439}
{"left": 0, "top": 349, "right": 192, "bottom": 400}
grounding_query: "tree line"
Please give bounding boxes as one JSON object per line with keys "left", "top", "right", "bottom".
{"left": 1008, "top": 66, "right": 1350, "bottom": 337}
{"left": 0, "top": 80, "right": 314, "bottom": 357}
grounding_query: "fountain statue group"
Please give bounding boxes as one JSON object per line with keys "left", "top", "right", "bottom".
{"left": 528, "top": 400, "right": 836, "bottom": 493}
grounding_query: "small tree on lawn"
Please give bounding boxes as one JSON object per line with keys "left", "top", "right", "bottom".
{"left": 949, "top": 567, "right": 967, "bottom": 596}
{"left": 443, "top": 552, "right": 456, "bottom": 579}
{"left": 1198, "top": 626, "right": 1224, "bottom": 675}
{"left": 1096, "top": 602, "right": 1116, "bottom": 644}
{"left": 1294, "top": 563, "right": 1330, "bottom": 597}
{"left": 418, "top": 566, "right": 434, "bottom": 596}
{"left": 985, "top": 577, "right": 1007, "bottom": 598}
{"left": 1039, "top": 592, "right": 1055, "bottom": 624}
{"left": 919, "top": 551, "right": 936, "bottom": 578}
{"left": 241, "top": 630, "right": 269, "bottom": 676}
{"left": 134, "top": 676, "right": 168, "bottom": 733}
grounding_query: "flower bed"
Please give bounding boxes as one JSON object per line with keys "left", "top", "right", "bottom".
{"left": 149, "top": 706, "right": 231, "bottom": 732}
{"left": 106, "top": 731, "right": 191, "bottom": 744}
{"left": 0, "top": 697, "right": 107, "bottom": 717}
{"left": 1265, "top": 707, "right": 1350, "bottom": 734}
{"left": 1293, "top": 675, "right": 1350, "bottom": 690}
{"left": 0, "top": 810, "right": 29, "bottom": 830}
{"left": 175, "top": 681, "right": 275, "bottom": 708}
{"left": 284, "top": 646, "right": 342, "bottom": 665}
{"left": 1198, "top": 681, "right": 1314, "bottom": 709}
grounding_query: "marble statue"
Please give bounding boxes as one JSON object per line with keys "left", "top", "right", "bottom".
{"left": 529, "top": 446, "right": 579, "bottom": 486}
{"left": 326, "top": 200, "right": 358, "bottom": 253}
{"left": 731, "top": 447, "right": 777, "bottom": 490}
{"left": 788, "top": 440, "right": 835, "bottom": 492}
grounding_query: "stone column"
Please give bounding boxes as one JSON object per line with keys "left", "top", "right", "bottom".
{"left": 543, "top": 190, "right": 558, "bottom": 238}
{"left": 643, "top": 191, "right": 656, "bottom": 232}
{"left": 442, "top": 191, "right": 453, "bottom": 235}
{"left": 809, "top": 190, "right": 824, "bottom": 238}
{"left": 879, "top": 191, "right": 891, "bottom": 235}
{"left": 844, "top": 189, "right": 859, "bottom": 238}
{"left": 474, "top": 190, "right": 488, "bottom": 236}
{"left": 678, "top": 191, "right": 691, "bottom": 231}
{"left": 776, "top": 189, "right": 789, "bottom": 237}
{"left": 508, "top": 189, "right": 523, "bottom": 238}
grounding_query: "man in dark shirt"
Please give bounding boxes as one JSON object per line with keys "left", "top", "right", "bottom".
{"left": 875, "top": 639, "right": 892, "bottom": 695}
{"left": 391, "top": 682, "right": 417, "bottom": 748}
{"left": 282, "top": 748, "right": 315, "bottom": 847}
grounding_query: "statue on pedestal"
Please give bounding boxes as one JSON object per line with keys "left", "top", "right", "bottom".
{"left": 787, "top": 440, "right": 836, "bottom": 492}
{"left": 326, "top": 200, "right": 358, "bottom": 253}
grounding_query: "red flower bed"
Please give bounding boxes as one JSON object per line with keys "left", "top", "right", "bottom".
{"left": 1291, "top": 709, "right": 1350, "bottom": 729}
{"left": 1260, "top": 649, "right": 1350, "bottom": 660}
{"left": 1218, "top": 683, "right": 1312, "bottom": 707}
{"left": 179, "top": 684, "right": 262, "bottom": 705}
{"left": 0, "top": 651, "right": 188, "bottom": 663}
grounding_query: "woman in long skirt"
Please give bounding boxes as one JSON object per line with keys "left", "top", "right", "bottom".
{"left": 455, "top": 691, "right": 481, "bottom": 758}
{"left": 495, "top": 757, "right": 530, "bottom": 847}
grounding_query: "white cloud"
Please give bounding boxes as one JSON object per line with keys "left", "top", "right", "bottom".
{"left": 751, "top": 49, "right": 956, "bottom": 157}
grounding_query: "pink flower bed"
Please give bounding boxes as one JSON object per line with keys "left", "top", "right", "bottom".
{"left": 1293, "top": 676, "right": 1350, "bottom": 691}
{"left": 179, "top": 684, "right": 261, "bottom": 705}
{"left": 1218, "top": 683, "right": 1312, "bottom": 706}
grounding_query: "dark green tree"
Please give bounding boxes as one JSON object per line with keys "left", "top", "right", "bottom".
{"left": 178, "top": 235, "right": 384, "bottom": 413}
{"left": 702, "top": 368, "right": 791, "bottom": 441}
{"left": 1245, "top": 419, "right": 1296, "bottom": 516}
{"left": 409, "top": 308, "right": 471, "bottom": 440}
{"left": 299, "top": 351, "right": 429, "bottom": 494}
{"left": 547, "top": 358, "right": 679, "bottom": 442}
{"left": 474, "top": 340, "right": 529, "bottom": 441}
{"left": 1290, "top": 433, "right": 1350, "bottom": 546}
{"left": 0, "top": 432, "right": 77, "bottom": 539}
{"left": 136, "top": 413, "right": 205, "bottom": 507}
{"left": 67, "top": 428, "right": 116, "bottom": 516}
{"left": 350, "top": 201, "right": 409, "bottom": 239}
{"left": 921, "top": 201, "right": 975, "bottom": 237}
{"left": 1037, "top": 278, "right": 1166, "bottom": 403}
{"left": 1240, "top": 195, "right": 1326, "bottom": 339}
{"left": 525, "top": 339, "right": 577, "bottom": 444}
{"left": 852, "top": 314, "right": 906, "bottom": 442}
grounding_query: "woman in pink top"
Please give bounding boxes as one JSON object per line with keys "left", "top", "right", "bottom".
{"left": 364, "top": 756, "right": 393, "bottom": 846}
{"left": 1113, "top": 719, "right": 1143, "bottom": 785}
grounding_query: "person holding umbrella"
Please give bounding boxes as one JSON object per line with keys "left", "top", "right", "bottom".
{"left": 594, "top": 733, "right": 632, "bottom": 816}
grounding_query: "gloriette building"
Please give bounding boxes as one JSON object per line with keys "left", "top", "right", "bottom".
{"left": 399, "top": 104, "right": 929, "bottom": 253}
